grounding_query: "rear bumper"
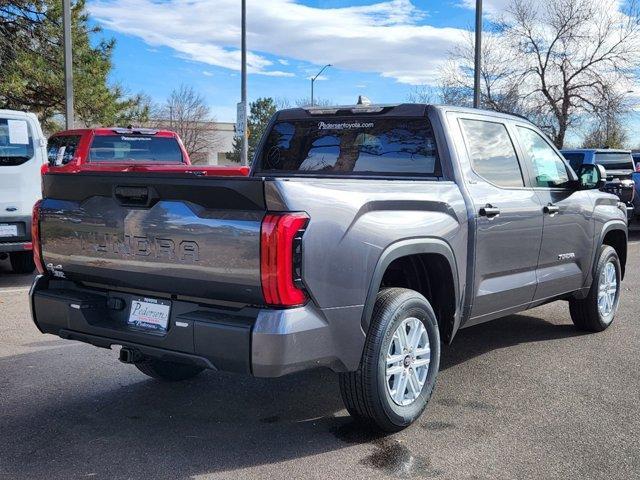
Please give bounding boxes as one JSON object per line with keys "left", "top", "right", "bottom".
{"left": 30, "top": 276, "right": 356, "bottom": 377}
{"left": 632, "top": 194, "right": 640, "bottom": 217}
{"left": 623, "top": 203, "right": 635, "bottom": 220}
{"left": 0, "top": 215, "right": 32, "bottom": 250}
{"left": 0, "top": 241, "right": 32, "bottom": 252}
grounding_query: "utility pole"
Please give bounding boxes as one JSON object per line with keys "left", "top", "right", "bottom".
{"left": 63, "top": 0, "right": 74, "bottom": 128}
{"left": 473, "top": 0, "right": 483, "bottom": 109}
{"left": 311, "top": 64, "right": 332, "bottom": 107}
{"left": 240, "top": 0, "right": 248, "bottom": 166}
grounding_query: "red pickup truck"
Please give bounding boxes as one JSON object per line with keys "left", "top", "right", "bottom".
{"left": 46, "top": 127, "right": 248, "bottom": 176}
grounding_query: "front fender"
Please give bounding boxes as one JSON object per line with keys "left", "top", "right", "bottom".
{"left": 597, "top": 220, "right": 628, "bottom": 278}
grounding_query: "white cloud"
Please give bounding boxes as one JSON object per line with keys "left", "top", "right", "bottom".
{"left": 89, "top": 0, "right": 465, "bottom": 85}
{"left": 459, "top": 0, "right": 511, "bottom": 15}
{"left": 202, "top": 70, "right": 213, "bottom": 77}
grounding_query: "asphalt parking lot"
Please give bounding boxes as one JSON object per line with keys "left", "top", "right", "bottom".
{"left": 1, "top": 237, "right": 639, "bottom": 480}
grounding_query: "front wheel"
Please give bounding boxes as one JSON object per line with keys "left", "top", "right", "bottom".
{"left": 569, "top": 245, "right": 622, "bottom": 332}
{"left": 339, "top": 288, "right": 441, "bottom": 432}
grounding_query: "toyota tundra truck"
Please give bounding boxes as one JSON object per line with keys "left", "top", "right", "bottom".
{"left": 29, "top": 105, "right": 628, "bottom": 431}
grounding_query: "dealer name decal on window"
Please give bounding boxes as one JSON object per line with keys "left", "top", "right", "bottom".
{"left": 318, "top": 121, "right": 374, "bottom": 130}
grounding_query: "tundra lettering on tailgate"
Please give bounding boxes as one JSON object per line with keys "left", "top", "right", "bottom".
{"left": 80, "top": 232, "right": 200, "bottom": 262}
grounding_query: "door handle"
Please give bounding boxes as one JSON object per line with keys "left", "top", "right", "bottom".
{"left": 479, "top": 204, "right": 501, "bottom": 218}
{"left": 544, "top": 204, "right": 560, "bottom": 216}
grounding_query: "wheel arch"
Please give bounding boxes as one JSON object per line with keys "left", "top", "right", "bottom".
{"left": 361, "top": 239, "right": 462, "bottom": 344}
{"left": 599, "top": 221, "right": 628, "bottom": 280}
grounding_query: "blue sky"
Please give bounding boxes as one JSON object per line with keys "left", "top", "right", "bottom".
{"left": 89, "top": 0, "right": 484, "bottom": 122}
{"left": 87, "top": 0, "right": 639, "bottom": 145}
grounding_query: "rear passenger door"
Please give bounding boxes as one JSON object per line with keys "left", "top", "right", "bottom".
{"left": 455, "top": 116, "right": 543, "bottom": 322}
{"left": 514, "top": 126, "right": 595, "bottom": 300}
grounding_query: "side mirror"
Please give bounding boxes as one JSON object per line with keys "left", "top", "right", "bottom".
{"left": 578, "top": 163, "right": 606, "bottom": 190}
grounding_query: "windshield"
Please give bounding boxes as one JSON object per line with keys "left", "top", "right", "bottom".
{"left": 561, "top": 153, "right": 585, "bottom": 172}
{"left": 0, "top": 118, "right": 34, "bottom": 166}
{"left": 594, "top": 152, "right": 634, "bottom": 171}
{"left": 89, "top": 135, "right": 184, "bottom": 163}
{"left": 257, "top": 117, "right": 440, "bottom": 176}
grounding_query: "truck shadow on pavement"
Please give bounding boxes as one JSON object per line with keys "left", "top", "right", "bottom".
{"left": 0, "top": 257, "right": 34, "bottom": 289}
{"left": 0, "top": 313, "right": 586, "bottom": 479}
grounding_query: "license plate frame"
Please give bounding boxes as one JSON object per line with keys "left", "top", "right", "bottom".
{"left": 127, "top": 297, "right": 171, "bottom": 332}
{"left": 0, "top": 224, "right": 18, "bottom": 237}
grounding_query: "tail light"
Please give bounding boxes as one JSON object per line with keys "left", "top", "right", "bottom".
{"left": 636, "top": 162, "right": 640, "bottom": 173}
{"left": 260, "top": 212, "right": 309, "bottom": 307}
{"left": 32, "top": 200, "right": 45, "bottom": 274}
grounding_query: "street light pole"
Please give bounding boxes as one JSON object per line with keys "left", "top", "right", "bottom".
{"left": 473, "top": 0, "right": 483, "bottom": 109}
{"left": 63, "top": 0, "right": 74, "bottom": 129}
{"left": 311, "top": 64, "right": 332, "bottom": 106}
{"left": 240, "top": 0, "right": 248, "bottom": 166}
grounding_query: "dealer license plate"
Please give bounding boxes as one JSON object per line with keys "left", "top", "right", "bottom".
{"left": 127, "top": 297, "right": 171, "bottom": 332}
{"left": 0, "top": 224, "right": 18, "bottom": 237}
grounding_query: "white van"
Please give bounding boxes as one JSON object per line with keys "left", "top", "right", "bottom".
{"left": 0, "top": 110, "right": 47, "bottom": 273}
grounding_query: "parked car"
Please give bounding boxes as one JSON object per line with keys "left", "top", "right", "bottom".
{"left": 561, "top": 149, "right": 636, "bottom": 221}
{"left": 47, "top": 127, "right": 248, "bottom": 176}
{"left": 632, "top": 152, "right": 640, "bottom": 219}
{"left": 0, "top": 109, "right": 47, "bottom": 273}
{"left": 30, "top": 104, "right": 627, "bottom": 431}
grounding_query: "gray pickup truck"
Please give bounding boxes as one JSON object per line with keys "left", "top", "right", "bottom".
{"left": 30, "top": 104, "right": 627, "bottom": 431}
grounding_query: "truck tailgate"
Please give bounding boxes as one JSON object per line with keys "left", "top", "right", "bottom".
{"left": 40, "top": 173, "right": 266, "bottom": 304}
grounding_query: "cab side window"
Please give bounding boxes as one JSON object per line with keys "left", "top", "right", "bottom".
{"left": 517, "top": 127, "right": 569, "bottom": 188}
{"left": 460, "top": 119, "right": 524, "bottom": 188}
{"left": 47, "top": 135, "right": 80, "bottom": 166}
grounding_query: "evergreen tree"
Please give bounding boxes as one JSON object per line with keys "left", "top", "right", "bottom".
{"left": 0, "top": 0, "right": 149, "bottom": 131}
{"left": 228, "top": 97, "right": 277, "bottom": 164}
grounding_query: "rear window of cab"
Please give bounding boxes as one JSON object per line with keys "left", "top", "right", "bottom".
{"left": 256, "top": 117, "right": 441, "bottom": 176}
{"left": 89, "top": 135, "right": 183, "bottom": 163}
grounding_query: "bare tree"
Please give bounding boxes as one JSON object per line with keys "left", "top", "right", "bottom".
{"left": 440, "top": 30, "right": 535, "bottom": 115}
{"left": 152, "top": 85, "right": 222, "bottom": 164}
{"left": 582, "top": 86, "right": 632, "bottom": 148}
{"left": 503, "top": 0, "right": 640, "bottom": 147}
{"left": 440, "top": 0, "right": 640, "bottom": 148}
{"left": 277, "top": 97, "right": 334, "bottom": 109}
{"left": 407, "top": 85, "right": 439, "bottom": 104}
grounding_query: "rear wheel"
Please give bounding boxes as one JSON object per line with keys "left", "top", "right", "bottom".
{"left": 135, "top": 359, "right": 204, "bottom": 382}
{"left": 9, "top": 251, "right": 35, "bottom": 274}
{"left": 569, "top": 245, "right": 621, "bottom": 332}
{"left": 339, "top": 288, "right": 440, "bottom": 432}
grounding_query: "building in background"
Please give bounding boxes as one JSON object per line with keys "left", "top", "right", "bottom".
{"left": 188, "top": 121, "right": 236, "bottom": 166}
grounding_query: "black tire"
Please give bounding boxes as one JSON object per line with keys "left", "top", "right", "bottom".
{"left": 135, "top": 359, "right": 205, "bottom": 382}
{"left": 339, "top": 288, "right": 441, "bottom": 432}
{"left": 9, "top": 251, "right": 35, "bottom": 274}
{"left": 569, "top": 245, "right": 621, "bottom": 332}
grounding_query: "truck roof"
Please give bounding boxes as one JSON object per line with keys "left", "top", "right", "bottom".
{"left": 0, "top": 109, "right": 38, "bottom": 120}
{"left": 561, "top": 149, "right": 632, "bottom": 154}
{"left": 275, "top": 103, "right": 537, "bottom": 124}
{"left": 50, "top": 127, "right": 180, "bottom": 138}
